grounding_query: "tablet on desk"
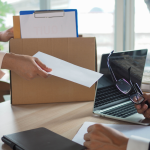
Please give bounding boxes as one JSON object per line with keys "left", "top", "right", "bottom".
{"left": 2, "top": 127, "right": 85, "bottom": 150}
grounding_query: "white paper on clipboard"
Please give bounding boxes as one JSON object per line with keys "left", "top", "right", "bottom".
{"left": 20, "top": 11, "right": 77, "bottom": 38}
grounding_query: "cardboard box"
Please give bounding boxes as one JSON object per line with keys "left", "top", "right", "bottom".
{"left": 10, "top": 37, "right": 97, "bottom": 105}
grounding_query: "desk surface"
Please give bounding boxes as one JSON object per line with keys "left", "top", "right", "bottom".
{"left": 0, "top": 101, "right": 133, "bottom": 150}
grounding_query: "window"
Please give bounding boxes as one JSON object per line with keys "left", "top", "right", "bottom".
{"left": 50, "top": 0, "right": 115, "bottom": 70}
{"left": 134, "top": 0, "right": 150, "bottom": 84}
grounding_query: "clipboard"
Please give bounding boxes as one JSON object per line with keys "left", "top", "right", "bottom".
{"left": 19, "top": 9, "right": 78, "bottom": 38}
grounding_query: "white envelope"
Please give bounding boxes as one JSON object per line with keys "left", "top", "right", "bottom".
{"left": 20, "top": 10, "right": 77, "bottom": 38}
{"left": 33, "top": 51, "right": 103, "bottom": 88}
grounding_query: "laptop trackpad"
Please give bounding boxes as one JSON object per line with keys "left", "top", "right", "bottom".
{"left": 126, "top": 113, "right": 150, "bottom": 125}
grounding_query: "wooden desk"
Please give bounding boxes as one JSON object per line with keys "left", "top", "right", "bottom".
{"left": 0, "top": 101, "right": 132, "bottom": 150}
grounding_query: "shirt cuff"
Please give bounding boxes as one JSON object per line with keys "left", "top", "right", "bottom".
{"left": 127, "top": 135, "right": 150, "bottom": 150}
{"left": 0, "top": 51, "right": 6, "bottom": 79}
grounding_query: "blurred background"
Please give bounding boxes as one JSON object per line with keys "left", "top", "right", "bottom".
{"left": 0, "top": 0, "right": 150, "bottom": 87}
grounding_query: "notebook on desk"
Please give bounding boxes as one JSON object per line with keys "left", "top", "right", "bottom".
{"left": 1, "top": 127, "right": 85, "bottom": 150}
{"left": 93, "top": 49, "right": 150, "bottom": 125}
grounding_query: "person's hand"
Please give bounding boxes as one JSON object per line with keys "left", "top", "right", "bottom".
{"left": 2, "top": 53, "right": 52, "bottom": 80}
{"left": 135, "top": 93, "right": 150, "bottom": 119}
{"left": 0, "top": 27, "right": 14, "bottom": 42}
{"left": 84, "top": 124, "right": 128, "bottom": 150}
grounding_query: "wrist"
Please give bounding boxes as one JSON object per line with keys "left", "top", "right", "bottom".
{"left": 1, "top": 53, "right": 17, "bottom": 70}
{"left": 114, "top": 136, "right": 128, "bottom": 150}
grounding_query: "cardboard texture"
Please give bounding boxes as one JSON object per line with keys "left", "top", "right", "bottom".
{"left": 13, "top": 16, "right": 21, "bottom": 39}
{"left": 10, "top": 38, "right": 96, "bottom": 105}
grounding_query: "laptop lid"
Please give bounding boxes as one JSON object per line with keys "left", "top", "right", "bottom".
{"left": 93, "top": 49, "right": 148, "bottom": 112}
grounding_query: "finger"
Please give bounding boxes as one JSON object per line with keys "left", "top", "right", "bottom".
{"left": 35, "top": 58, "right": 52, "bottom": 72}
{"left": 84, "top": 133, "right": 90, "bottom": 141}
{"left": 8, "top": 27, "right": 13, "bottom": 32}
{"left": 84, "top": 141, "right": 100, "bottom": 150}
{"left": 136, "top": 104, "right": 148, "bottom": 114}
{"left": 87, "top": 124, "right": 103, "bottom": 133}
{"left": 135, "top": 104, "right": 141, "bottom": 110}
{"left": 87, "top": 125, "right": 95, "bottom": 133}
{"left": 143, "top": 108, "right": 150, "bottom": 119}
{"left": 8, "top": 32, "right": 14, "bottom": 38}
{"left": 37, "top": 67, "right": 49, "bottom": 78}
{"left": 84, "top": 141, "right": 91, "bottom": 149}
{"left": 8, "top": 27, "right": 14, "bottom": 38}
{"left": 143, "top": 93, "right": 150, "bottom": 100}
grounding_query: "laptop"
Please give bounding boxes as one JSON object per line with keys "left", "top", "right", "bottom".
{"left": 93, "top": 49, "right": 150, "bottom": 125}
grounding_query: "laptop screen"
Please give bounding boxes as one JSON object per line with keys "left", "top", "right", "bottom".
{"left": 94, "top": 49, "right": 148, "bottom": 111}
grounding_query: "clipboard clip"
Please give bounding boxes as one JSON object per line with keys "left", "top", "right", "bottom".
{"left": 34, "top": 10, "right": 64, "bottom": 18}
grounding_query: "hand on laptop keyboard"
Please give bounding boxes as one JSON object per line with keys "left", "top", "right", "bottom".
{"left": 135, "top": 93, "right": 150, "bottom": 119}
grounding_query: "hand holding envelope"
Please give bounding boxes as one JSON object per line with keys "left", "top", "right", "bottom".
{"left": 34, "top": 51, "right": 103, "bottom": 88}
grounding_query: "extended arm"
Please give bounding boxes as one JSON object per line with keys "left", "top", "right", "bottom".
{"left": 1, "top": 53, "right": 52, "bottom": 80}
{"left": 0, "top": 27, "right": 52, "bottom": 80}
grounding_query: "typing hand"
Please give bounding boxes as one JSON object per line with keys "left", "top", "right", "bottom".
{"left": 0, "top": 27, "right": 14, "bottom": 42}
{"left": 2, "top": 53, "right": 52, "bottom": 80}
{"left": 135, "top": 93, "right": 150, "bottom": 119}
{"left": 84, "top": 124, "right": 128, "bottom": 150}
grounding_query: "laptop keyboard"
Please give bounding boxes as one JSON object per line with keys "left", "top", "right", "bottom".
{"left": 101, "top": 102, "right": 137, "bottom": 118}
{"left": 94, "top": 85, "right": 137, "bottom": 118}
{"left": 94, "top": 85, "right": 129, "bottom": 108}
